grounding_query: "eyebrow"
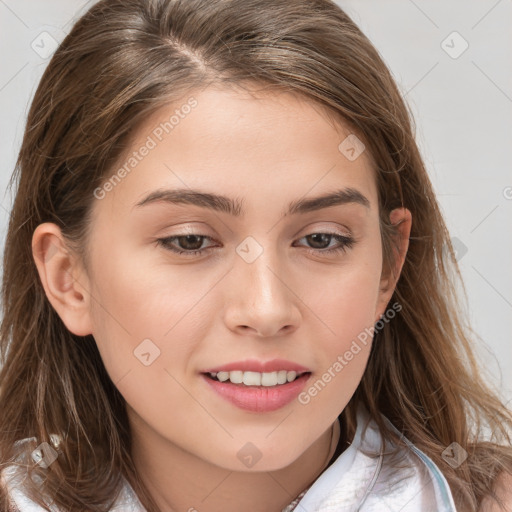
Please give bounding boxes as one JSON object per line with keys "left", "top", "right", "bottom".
{"left": 133, "top": 187, "right": 370, "bottom": 217}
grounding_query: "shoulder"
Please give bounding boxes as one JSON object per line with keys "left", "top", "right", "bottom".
{"left": 479, "top": 472, "right": 512, "bottom": 512}
{"left": 1, "top": 437, "right": 60, "bottom": 512}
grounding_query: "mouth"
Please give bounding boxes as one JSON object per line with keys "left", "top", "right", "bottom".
{"left": 200, "top": 371, "right": 312, "bottom": 412}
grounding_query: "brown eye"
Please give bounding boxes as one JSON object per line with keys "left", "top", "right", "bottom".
{"left": 156, "top": 234, "right": 215, "bottom": 256}
{"left": 294, "top": 232, "right": 355, "bottom": 255}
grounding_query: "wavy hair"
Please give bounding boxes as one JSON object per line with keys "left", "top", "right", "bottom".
{"left": 1, "top": 0, "right": 511, "bottom": 510}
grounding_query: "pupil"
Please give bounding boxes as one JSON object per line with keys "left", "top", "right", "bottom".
{"left": 179, "top": 235, "right": 203, "bottom": 250}
{"left": 308, "top": 233, "right": 330, "bottom": 249}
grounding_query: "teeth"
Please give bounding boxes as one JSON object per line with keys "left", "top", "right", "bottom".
{"left": 243, "top": 371, "right": 261, "bottom": 386}
{"left": 210, "top": 370, "right": 305, "bottom": 386}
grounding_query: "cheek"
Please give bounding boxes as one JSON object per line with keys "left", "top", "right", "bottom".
{"left": 315, "top": 271, "right": 378, "bottom": 366}
{"left": 294, "top": 248, "right": 382, "bottom": 403}
{"left": 304, "top": 254, "right": 382, "bottom": 339}
{"left": 87, "top": 265, "right": 211, "bottom": 436}
{"left": 295, "top": 270, "right": 380, "bottom": 420}
{"left": 87, "top": 244, "right": 215, "bottom": 382}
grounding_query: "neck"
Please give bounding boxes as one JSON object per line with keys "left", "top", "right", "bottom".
{"left": 288, "top": 416, "right": 342, "bottom": 504}
{"left": 128, "top": 409, "right": 342, "bottom": 512}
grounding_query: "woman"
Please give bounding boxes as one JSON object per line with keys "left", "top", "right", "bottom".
{"left": 1, "top": 0, "right": 511, "bottom": 510}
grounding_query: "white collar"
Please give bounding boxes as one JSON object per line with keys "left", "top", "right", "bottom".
{"left": 294, "top": 403, "right": 458, "bottom": 511}
{"left": 2, "top": 404, "right": 457, "bottom": 511}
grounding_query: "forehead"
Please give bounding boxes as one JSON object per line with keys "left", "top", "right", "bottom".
{"left": 94, "top": 83, "right": 377, "bottom": 221}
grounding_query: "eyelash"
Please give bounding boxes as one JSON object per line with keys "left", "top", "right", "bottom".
{"left": 156, "top": 232, "right": 356, "bottom": 257}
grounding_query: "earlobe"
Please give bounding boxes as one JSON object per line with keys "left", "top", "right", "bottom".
{"left": 375, "top": 208, "right": 412, "bottom": 322}
{"left": 32, "top": 223, "right": 93, "bottom": 336}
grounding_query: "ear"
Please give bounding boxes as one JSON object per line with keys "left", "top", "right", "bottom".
{"left": 32, "top": 222, "right": 93, "bottom": 336}
{"left": 374, "top": 207, "right": 412, "bottom": 323}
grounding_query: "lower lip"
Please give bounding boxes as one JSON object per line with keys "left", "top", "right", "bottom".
{"left": 201, "top": 373, "right": 311, "bottom": 412}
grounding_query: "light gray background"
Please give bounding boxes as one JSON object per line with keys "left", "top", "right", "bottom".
{"left": 1, "top": 1, "right": 511, "bottom": 402}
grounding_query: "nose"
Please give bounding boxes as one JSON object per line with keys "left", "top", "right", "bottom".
{"left": 223, "top": 243, "right": 301, "bottom": 338}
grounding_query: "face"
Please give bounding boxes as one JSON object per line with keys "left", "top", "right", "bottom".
{"left": 35, "top": 83, "right": 410, "bottom": 472}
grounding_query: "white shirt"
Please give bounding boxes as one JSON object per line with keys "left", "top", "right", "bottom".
{"left": 2, "top": 403, "right": 457, "bottom": 511}
{"left": 291, "top": 403, "right": 457, "bottom": 511}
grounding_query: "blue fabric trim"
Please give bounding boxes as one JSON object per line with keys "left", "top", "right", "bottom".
{"left": 382, "top": 415, "right": 458, "bottom": 511}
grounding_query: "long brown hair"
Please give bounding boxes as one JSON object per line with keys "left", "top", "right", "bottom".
{"left": 1, "top": 0, "right": 511, "bottom": 510}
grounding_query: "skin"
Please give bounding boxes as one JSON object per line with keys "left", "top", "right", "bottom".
{"left": 32, "top": 83, "right": 412, "bottom": 512}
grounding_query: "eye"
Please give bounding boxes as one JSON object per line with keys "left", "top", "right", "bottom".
{"left": 293, "top": 232, "right": 356, "bottom": 255}
{"left": 156, "top": 231, "right": 356, "bottom": 257}
{"left": 156, "top": 234, "right": 216, "bottom": 257}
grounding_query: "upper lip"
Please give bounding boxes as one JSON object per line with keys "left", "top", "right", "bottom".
{"left": 201, "top": 359, "right": 311, "bottom": 374}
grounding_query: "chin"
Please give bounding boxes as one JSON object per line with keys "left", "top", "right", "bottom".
{"left": 224, "top": 444, "right": 304, "bottom": 472}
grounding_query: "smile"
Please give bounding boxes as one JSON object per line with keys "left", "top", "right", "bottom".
{"left": 201, "top": 372, "right": 312, "bottom": 412}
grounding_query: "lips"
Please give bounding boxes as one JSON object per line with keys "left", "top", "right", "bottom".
{"left": 199, "top": 358, "right": 313, "bottom": 412}
{"left": 201, "top": 372, "right": 312, "bottom": 412}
